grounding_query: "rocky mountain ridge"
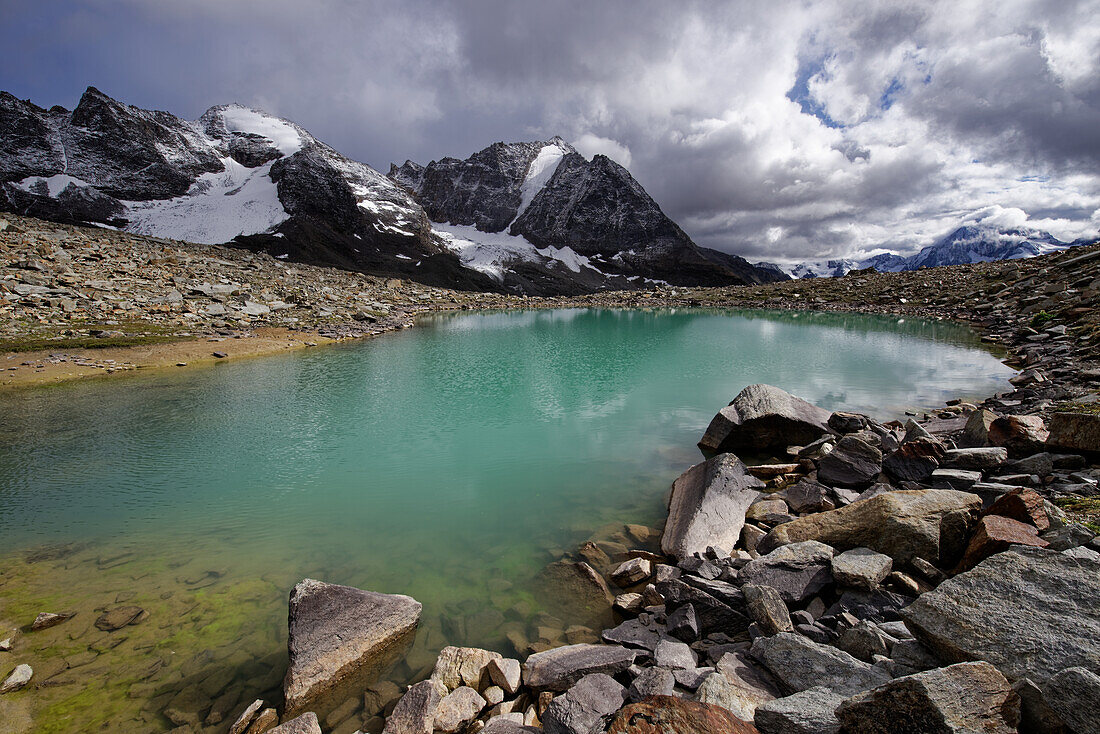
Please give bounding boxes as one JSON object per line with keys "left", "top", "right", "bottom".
{"left": 773, "top": 223, "right": 1096, "bottom": 279}
{"left": 0, "top": 87, "right": 782, "bottom": 296}
{"left": 392, "top": 139, "right": 785, "bottom": 293}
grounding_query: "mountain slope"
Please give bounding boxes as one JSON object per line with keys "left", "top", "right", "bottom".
{"left": 0, "top": 87, "right": 498, "bottom": 291}
{"left": 393, "top": 140, "right": 785, "bottom": 292}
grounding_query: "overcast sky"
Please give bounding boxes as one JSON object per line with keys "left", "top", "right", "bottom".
{"left": 2, "top": 0, "right": 1098, "bottom": 263}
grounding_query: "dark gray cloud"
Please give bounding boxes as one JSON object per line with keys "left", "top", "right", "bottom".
{"left": 1, "top": 0, "right": 1097, "bottom": 262}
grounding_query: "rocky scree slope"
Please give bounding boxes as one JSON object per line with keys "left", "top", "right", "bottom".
{"left": 391, "top": 138, "right": 785, "bottom": 295}
{"left": 0, "top": 87, "right": 502, "bottom": 293}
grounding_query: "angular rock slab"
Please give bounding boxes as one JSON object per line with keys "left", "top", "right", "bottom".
{"left": 543, "top": 673, "right": 626, "bottom": 734}
{"left": 830, "top": 547, "right": 892, "bottom": 589}
{"left": 902, "top": 547, "right": 1100, "bottom": 683}
{"left": 269, "top": 712, "right": 322, "bottom": 734}
{"left": 753, "top": 686, "right": 845, "bottom": 734}
{"left": 698, "top": 384, "right": 832, "bottom": 455}
{"left": 739, "top": 541, "right": 835, "bottom": 604}
{"left": 1043, "top": 667, "right": 1100, "bottom": 734}
{"left": 954, "top": 514, "right": 1048, "bottom": 572}
{"left": 606, "top": 695, "right": 760, "bottom": 734}
{"left": 661, "top": 453, "right": 763, "bottom": 559}
{"left": 835, "top": 662, "right": 1020, "bottom": 734}
{"left": 383, "top": 680, "right": 441, "bottom": 734}
{"left": 523, "top": 643, "right": 636, "bottom": 691}
{"left": 988, "top": 415, "right": 1049, "bottom": 457}
{"left": 1047, "top": 412, "right": 1100, "bottom": 454}
{"left": 750, "top": 632, "right": 890, "bottom": 697}
{"left": 284, "top": 579, "right": 421, "bottom": 716}
{"left": 758, "top": 490, "right": 981, "bottom": 564}
{"left": 535, "top": 561, "right": 615, "bottom": 630}
{"left": 817, "top": 436, "right": 882, "bottom": 489}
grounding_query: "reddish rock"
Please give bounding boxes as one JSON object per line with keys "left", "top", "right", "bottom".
{"left": 607, "top": 696, "right": 759, "bottom": 734}
{"left": 955, "top": 515, "right": 1048, "bottom": 573}
{"left": 988, "top": 416, "right": 1049, "bottom": 458}
{"left": 983, "top": 488, "right": 1050, "bottom": 531}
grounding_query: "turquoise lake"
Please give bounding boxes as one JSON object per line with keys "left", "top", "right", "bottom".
{"left": 0, "top": 308, "right": 1015, "bottom": 731}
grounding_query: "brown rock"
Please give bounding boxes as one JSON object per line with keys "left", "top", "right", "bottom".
{"left": 31, "top": 612, "right": 73, "bottom": 631}
{"left": 988, "top": 415, "right": 1049, "bottom": 458}
{"left": 983, "top": 487, "right": 1050, "bottom": 530}
{"left": 883, "top": 438, "right": 945, "bottom": 482}
{"left": 1047, "top": 412, "right": 1100, "bottom": 453}
{"left": 245, "top": 708, "right": 279, "bottom": 734}
{"left": 606, "top": 695, "right": 759, "bottom": 734}
{"left": 955, "top": 515, "right": 1049, "bottom": 572}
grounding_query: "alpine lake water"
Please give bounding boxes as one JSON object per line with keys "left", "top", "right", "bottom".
{"left": 0, "top": 307, "right": 1015, "bottom": 732}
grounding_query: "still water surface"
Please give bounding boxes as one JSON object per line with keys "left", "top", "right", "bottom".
{"left": 0, "top": 308, "right": 1013, "bottom": 731}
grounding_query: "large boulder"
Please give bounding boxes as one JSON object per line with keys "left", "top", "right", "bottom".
{"left": 606, "top": 696, "right": 759, "bottom": 734}
{"left": 1047, "top": 412, "right": 1100, "bottom": 453}
{"left": 535, "top": 561, "right": 615, "bottom": 630}
{"left": 902, "top": 547, "right": 1100, "bottom": 683}
{"left": 661, "top": 454, "right": 764, "bottom": 559}
{"left": 817, "top": 436, "right": 882, "bottom": 489}
{"left": 738, "top": 542, "right": 835, "bottom": 604}
{"left": 523, "top": 643, "right": 637, "bottom": 691}
{"left": 749, "top": 632, "right": 891, "bottom": 697}
{"left": 835, "top": 662, "right": 1019, "bottom": 734}
{"left": 284, "top": 579, "right": 421, "bottom": 716}
{"left": 757, "top": 490, "right": 981, "bottom": 565}
{"left": 698, "top": 384, "right": 832, "bottom": 455}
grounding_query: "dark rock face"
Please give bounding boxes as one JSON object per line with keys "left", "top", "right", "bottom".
{"left": 1043, "top": 667, "right": 1100, "bottom": 734}
{"left": 395, "top": 138, "right": 786, "bottom": 291}
{"left": 902, "top": 547, "right": 1100, "bottom": 683}
{"left": 817, "top": 436, "right": 882, "bottom": 488}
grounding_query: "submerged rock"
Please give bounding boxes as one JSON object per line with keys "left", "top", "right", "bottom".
{"left": 698, "top": 384, "right": 831, "bottom": 455}
{"left": 283, "top": 579, "right": 421, "bottom": 715}
{"left": 902, "top": 547, "right": 1100, "bottom": 683}
{"left": 661, "top": 453, "right": 763, "bottom": 559}
{"left": 535, "top": 561, "right": 615, "bottom": 630}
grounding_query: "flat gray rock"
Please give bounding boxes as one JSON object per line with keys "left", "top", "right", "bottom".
{"left": 661, "top": 453, "right": 764, "bottom": 559}
{"left": 523, "top": 643, "right": 637, "bottom": 691}
{"left": 830, "top": 548, "right": 892, "bottom": 589}
{"left": 901, "top": 547, "right": 1100, "bottom": 683}
{"left": 713, "top": 651, "right": 782, "bottom": 720}
{"left": 750, "top": 632, "right": 891, "bottom": 697}
{"left": 628, "top": 667, "right": 676, "bottom": 702}
{"left": 835, "top": 661, "right": 1019, "bottom": 734}
{"left": 654, "top": 638, "right": 697, "bottom": 670}
{"left": 941, "top": 447, "right": 1008, "bottom": 471}
{"left": 739, "top": 541, "right": 835, "bottom": 604}
{"left": 284, "top": 579, "right": 421, "bottom": 715}
{"left": 268, "top": 712, "right": 322, "bottom": 734}
{"left": 542, "top": 673, "right": 626, "bottom": 734}
{"left": 753, "top": 686, "right": 845, "bottom": 734}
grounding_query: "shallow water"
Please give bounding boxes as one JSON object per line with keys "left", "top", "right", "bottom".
{"left": 0, "top": 308, "right": 1013, "bottom": 731}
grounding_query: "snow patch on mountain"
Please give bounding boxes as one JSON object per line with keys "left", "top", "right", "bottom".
{"left": 14, "top": 174, "right": 93, "bottom": 197}
{"left": 433, "top": 221, "right": 599, "bottom": 283}
{"left": 515, "top": 142, "right": 569, "bottom": 219}
{"left": 217, "top": 105, "right": 303, "bottom": 156}
{"left": 123, "top": 157, "right": 288, "bottom": 244}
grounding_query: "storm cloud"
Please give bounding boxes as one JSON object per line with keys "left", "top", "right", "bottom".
{"left": 2, "top": 0, "right": 1098, "bottom": 263}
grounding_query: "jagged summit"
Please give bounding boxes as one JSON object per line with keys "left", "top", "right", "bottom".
{"left": 1, "top": 87, "right": 782, "bottom": 294}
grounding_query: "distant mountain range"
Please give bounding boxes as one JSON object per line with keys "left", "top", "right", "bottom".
{"left": 0, "top": 87, "right": 782, "bottom": 295}
{"left": 765, "top": 224, "right": 1098, "bottom": 279}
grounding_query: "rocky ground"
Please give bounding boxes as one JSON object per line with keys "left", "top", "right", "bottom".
{"left": 3, "top": 213, "right": 1100, "bottom": 732}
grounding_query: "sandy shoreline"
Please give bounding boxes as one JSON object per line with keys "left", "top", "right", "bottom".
{"left": 0, "top": 327, "right": 349, "bottom": 390}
